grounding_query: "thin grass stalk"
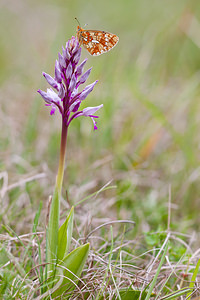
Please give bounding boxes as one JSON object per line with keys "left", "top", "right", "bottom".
{"left": 145, "top": 240, "right": 169, "bottom": 300}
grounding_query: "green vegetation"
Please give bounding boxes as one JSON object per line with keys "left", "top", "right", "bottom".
{"left": 0, "top": 0, "right": 200, "bottom": 298}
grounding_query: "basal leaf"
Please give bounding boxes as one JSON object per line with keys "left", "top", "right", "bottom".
{"left": 57, "top": 206, "right": 74, "bottom": 261}
{"left": 52, "top": 243, "right": 89, "bottom": 298}
{"left": 46, "top": 186, "right": 60, "bottom": 275}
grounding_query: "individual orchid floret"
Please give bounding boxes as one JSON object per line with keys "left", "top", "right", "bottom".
{"left": 38, "top": 88, "right": 62, "bottom": 107}
{"left": 37, "top": 36, "right": 103, "bottom": 130}
{"left": 73, "top": 104, "right": 103, "bottom": 130}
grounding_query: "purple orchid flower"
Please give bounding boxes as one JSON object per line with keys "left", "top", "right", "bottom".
{"left": 38, "top": 36, "right": 103, "bottom": 130}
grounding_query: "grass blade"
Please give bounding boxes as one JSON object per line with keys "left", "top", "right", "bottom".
{"left": 186, "top": 258, "right": 200, "bottom": 300}
{"left": 145, "top": 240, "right": 169, "bottom": 300}
{"left": 160, "top": 287, "right": 192, "bottom": 299}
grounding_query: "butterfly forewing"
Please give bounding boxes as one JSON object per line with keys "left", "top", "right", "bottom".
{"left": 77, "top": 26, "right": 119, "bottom": 56}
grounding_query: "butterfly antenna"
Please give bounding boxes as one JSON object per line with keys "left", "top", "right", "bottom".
{"left": 75, "top": 17, "right": 81, "bottom": 26}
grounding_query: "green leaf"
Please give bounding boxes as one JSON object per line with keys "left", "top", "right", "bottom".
{"left": 57, "top": 206, "right": 74, "bottom": 261}
{"left": 119, "top": 289, "right": 147, "bottom": 300}
{"left": 97, "top": 290, "right": 148, "bottom": 300}
{"left": 46, "top": 186, "right": 60, "bottom": 275}
{"left": 52, "top": 243, "right": 90, "bottom": 298}
{"left": 186, "top": 258, "right": 200, "bottom": 300}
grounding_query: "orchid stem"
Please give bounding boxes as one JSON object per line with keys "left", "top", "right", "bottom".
{"left": 56, "top": 118, "right": 68, "bottom": 193}
{"left": 47, "top": 117, "right": 68, "bottom": 274}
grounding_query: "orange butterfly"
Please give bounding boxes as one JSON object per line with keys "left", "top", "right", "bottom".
{"left": 76, "top": 22, "right": 119, "bottom": 56}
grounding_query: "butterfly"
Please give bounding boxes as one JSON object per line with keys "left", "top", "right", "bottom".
{"left": 76, "top": 25, "right": 119, "bottom": 56}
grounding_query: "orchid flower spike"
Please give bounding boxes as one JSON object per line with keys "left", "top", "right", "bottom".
{"left": 38, "top": 36, "right": 103, "bottom": 130}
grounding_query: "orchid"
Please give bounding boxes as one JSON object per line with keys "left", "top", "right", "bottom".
{"left": 38, "top": 36, "right": 103, "bottom": 130}
{"left": 37, "top": 36, "right": 103, "bottom": 296}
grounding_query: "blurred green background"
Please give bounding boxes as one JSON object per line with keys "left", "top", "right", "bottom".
{"left": 0, "top": 0, "right": 200, "bottom": 236}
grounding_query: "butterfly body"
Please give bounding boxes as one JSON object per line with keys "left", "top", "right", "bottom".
{"left": 76, "top": 26, "right": 119, "bottom": 56}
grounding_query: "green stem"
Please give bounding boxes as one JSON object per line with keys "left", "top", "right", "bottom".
{"left": 56, "top": 119, "right": 68, "bottom": 193}
{"left": 47, "top": 117, "right": 68, "bottom": 275}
